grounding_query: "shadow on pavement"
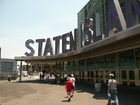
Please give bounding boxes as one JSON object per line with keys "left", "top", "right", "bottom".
{"left": 16, "top": 79, "right": 67, "bottom": 87}
{"left": 73, "top": 82, "right": 140, "bottom": 105}
{"left": 75, "top": 82, "right": 107, "bottom": 100}
{"left": 15, "top": 79, "right": 140, "bottom": 105}
{"left": 61, "top": 100, "right": 69, "bottom": 102}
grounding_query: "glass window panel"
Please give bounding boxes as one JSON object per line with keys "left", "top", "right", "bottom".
{"left": 105, "top": 54, "right": 116, "bottom": 68}
{"left": 88, "top": 71, "right": 90, "bottom": 77}
{"left": 106, "top": 71, "right": 109, "bottom": 78}
{"left": 139, "top": 70, "right": 140, "bottom": 80}
{"left": 87, "top": 65, "right": 94, "bottom": 70}
{"left": 106, "top": 63, "right": 116, "bottom": 68}
{"left": 121, "top": 71, "right": 126, "bottom": 79}
{"left": 79, "top": 71, "right": 81, "bottom": 77}
{"left": 95, "top": 64, "right": 104, "bottom": 68}
{"left": 68, "top": 66, "right": 73, "bottom": 70}
{"left": 82, "top": 71, "right": 84, "bottom": 77}
{"left": 1, "top": 62, "right": 13, "bottom": 72}
{"left": 120, "top": 50, "right": 134, "bottom": 68}
{"left": 100, "top": 71, "right": 103, "bottom": 78}
{"left": 96, "top": 71, "right": 99, "bottom": 78}
{"left": 78, "top": 59, "right": 85, "bottom": 65}
{"left": 129, "top": 70, "right": 135, "bottom": 80}
{"left": 91, "top": 71, "right": 94, "bottom": 77}
{"left": 120, "top": 61, "right": 134, "bottom": 68}
{"left": 87, "top": 58, "right": 94, "bottom": 65}
{"left": 136, "top": 60, "right": 140, "bottom": 67}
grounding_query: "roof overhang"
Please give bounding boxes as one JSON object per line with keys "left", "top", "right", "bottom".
{"left": 15, "top": 24, "right": 140, "bottom": 64}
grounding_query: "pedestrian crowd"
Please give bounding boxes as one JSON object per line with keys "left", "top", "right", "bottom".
{"left": 64, "top": 72, "right": 119, "bottom": 104}
{"left": 38, "top": 72, "right": 119, "bottom": 104}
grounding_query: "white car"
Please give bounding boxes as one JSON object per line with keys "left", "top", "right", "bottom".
{"left": 23, "top": 73, "right": 28, "bottom": 77}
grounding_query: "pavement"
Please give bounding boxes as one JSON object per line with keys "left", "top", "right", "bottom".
{"left": 0, "top": 76, "right": 140, "bottom": 105}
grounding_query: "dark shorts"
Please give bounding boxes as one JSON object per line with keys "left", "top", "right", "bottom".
{"left": 64, "top": 78, "right": 67, "bottom": 81}
{"left": 72, "top": 85, "right": 75, "bottom": 89}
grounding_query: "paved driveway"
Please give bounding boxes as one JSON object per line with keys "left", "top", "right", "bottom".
{"left": 0, "top": 78, "right": 140, "bottom": 105}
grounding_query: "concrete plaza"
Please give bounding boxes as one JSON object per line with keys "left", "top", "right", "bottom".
{"left": 0, "top": 77, "right": 140, "bottom": 105}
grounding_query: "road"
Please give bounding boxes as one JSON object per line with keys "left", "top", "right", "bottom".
{"left": 0, "top": 77, "right": 140, "bottom": 105}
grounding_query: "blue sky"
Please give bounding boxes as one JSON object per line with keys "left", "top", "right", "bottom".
{"left": 0, "top": 0, "right": 89, "bottom": 59}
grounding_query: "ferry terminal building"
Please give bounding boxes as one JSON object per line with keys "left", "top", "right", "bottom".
{"left": 15, "top": 0, "right": 140, "bottom": 87}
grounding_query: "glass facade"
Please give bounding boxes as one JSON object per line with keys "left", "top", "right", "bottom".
{"left": 55, "top": 47, "right": 140, "bottom": 86}
{"left": 78, "top": 0, "right": 124, "bottom": 35}
{"left": 77, "top": 0, "right": 140, "bottom": 49}
{"left": 0, "top": 58, "right": 17, "bottom": 80}
{"left": 1, "top": 62, "right": 13, "bottom": 72}
{"left": 56, "top": 0, "right": 140, "bottom": 86}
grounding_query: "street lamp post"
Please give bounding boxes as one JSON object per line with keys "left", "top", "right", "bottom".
{"left": 29, "top": 65, "right": 33, "bottom": 78}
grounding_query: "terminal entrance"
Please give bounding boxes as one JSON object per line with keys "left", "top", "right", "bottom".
{"left": 52, "top": 49, "right": 140, "bottom": 87}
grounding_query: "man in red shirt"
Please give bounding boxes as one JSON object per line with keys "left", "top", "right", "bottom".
{"left": 65, "top": 77, "right": 72, "bottom": 102}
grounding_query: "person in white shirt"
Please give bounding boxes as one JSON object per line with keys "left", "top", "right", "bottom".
{"left": 107, "top": 73, "right": 119, "bottom": 105}
{"left": 70, "top": 74, "right": 76, "bottom": 97}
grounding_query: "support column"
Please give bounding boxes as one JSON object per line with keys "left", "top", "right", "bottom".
{"left": 134, "top": 50, "right": 139, "bottom": 86}
{"left": 63, "top": 62, "right": 65, "bottom": 71}
{"left": 26, "top": 63, "right": 29, "bottom": 74}
{"left": 115, "top": 53, "right": 120, "bottom": 84}
{"left": 93, "top": 58, "right": 96, "bottom": 83}
{"left": 84, "top": 59, "right": 87, "bottom": 82}
{"left": 19, "top": 61, "right": 22, "bottom": 82}
{"left": 103, "top": 56, "right": 106, "bottom": 83}
{"left": 71, "top": 61, "right": 74, "bottom": 74}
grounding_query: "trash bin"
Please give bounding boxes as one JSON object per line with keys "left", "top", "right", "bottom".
{"left": 94, "top": 83, "right": 101, "bottom": 92}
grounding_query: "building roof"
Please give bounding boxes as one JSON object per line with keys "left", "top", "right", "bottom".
{"left": 15, "top": 24, "right": 140, "bottom": 64}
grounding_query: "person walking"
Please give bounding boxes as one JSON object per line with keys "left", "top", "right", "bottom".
{"left": 40, "top": 73, "right": 42, "bottom": 80}
{"left": 54, "top": 73, "right": 60, "bottom": 84}
{"left": 70, "top": 74, "right": 76, "bottom": 97}
{"left": 0, "top": 93, "right": 2, "bottom": 105}
{"left": 46, "top": 73, "right": 50, "bottom": 82}
{"left": 107, "top": 73, "right": 119, "bottom": 105}
{"left": 65, "top": 77, "right": 73, "bottom": 102}
{"left": 8, "top": 74, "right": 11, "bottom": 82}
{"left": 64, "top": 72, "right": 67, "bottom": 84}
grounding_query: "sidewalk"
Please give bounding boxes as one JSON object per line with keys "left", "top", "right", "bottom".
{"left": 0, "top": 78, "right": 140, "bottom": 105}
